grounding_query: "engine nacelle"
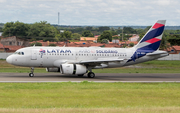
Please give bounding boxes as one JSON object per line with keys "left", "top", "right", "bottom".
{"left": 46, "top": 68, "right": 60, "bottom": 72}
{"left": 60, "top": 64, "right": 87, "bottom": 75}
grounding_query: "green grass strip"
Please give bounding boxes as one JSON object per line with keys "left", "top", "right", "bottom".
{"left": 1, "top": 60, "right": 180, "bottom": 73}
{"left": 0, "top": 82, "right": 180, "bottom": 108}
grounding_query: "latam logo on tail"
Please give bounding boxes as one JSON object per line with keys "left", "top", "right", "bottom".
{"left": 129, "top": 20, "right": 166, "bottom": 62}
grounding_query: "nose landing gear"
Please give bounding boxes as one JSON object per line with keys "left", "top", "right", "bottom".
{"left": 29, "top": 67, "right": 34, "bottom": 77}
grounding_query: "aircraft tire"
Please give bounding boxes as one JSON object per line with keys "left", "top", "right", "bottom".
{"left": 29, "top": 73, "right": 34, "bottom": 77}
{"left": 88, "top": 72, "right": 95, "bottom": 78}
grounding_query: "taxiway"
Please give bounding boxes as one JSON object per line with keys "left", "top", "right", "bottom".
{"left": 0, "top": 73, "right": 180, "bottom": 82}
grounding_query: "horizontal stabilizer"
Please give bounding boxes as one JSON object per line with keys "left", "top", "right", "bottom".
{"left": 146, "top": 50, "right": 168, "bottom": 56}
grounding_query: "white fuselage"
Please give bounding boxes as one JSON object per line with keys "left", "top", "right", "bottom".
{"left": 6, "top": 46, "right": 168, "bottom": 69}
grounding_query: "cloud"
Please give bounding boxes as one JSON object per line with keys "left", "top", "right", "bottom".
{"left": 0, "top": 0, "right": 180, "bottom": 25}
{"left": 0, "top": 0, "right": 5, "bottom": 2}
{"left": 156, "top": 0, "right": 171, "bottom": 6}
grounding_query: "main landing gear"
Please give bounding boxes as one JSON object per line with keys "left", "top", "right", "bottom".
{"left": 77, "top": 72, "right": 95, "bottom": 78}
{"left": 87, "top": 72, "right": 95, "bottom": 78}
{"left": 29, "top": 67, "right": 34, "bottom": 77}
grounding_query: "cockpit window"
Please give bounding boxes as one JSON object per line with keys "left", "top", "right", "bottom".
{"left": 14, "top": 52, "right": 24, "bottom": 55}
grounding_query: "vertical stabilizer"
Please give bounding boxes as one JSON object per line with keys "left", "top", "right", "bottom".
{"left": 129, "top": 20, "right": 166, "bottom": 62}
{"left": 135, "top": 20, "right": 166, "bottom": 52}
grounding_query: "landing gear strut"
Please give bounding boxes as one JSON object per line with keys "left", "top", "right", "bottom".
{"left": 29, "top": 67, "right": 34, "bottom": 77}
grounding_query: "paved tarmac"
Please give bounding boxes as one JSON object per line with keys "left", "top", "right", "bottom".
{"left": 0, "top": 73, "right": 180, "bottom": 82}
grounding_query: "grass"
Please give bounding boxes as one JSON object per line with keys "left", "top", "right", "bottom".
{"left": 0, "top": 82, "right": 180, "bottom": 112}
{"left": 1, "top": 60, "right": 180, "bottom": 112}
{"left": 1, "top": 107, "right": 180, "bottom": 113}
{"left": 1, "top": 60, "right": 180, "bottom": 73}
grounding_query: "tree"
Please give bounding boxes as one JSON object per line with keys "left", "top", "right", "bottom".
{"left": 59, "top": 30, "right": 72, "bottom": 41}
{"left": 113, "top": 36, "right": 119, "bottom": 39}
{"left": 123, "top": 27, "right": 136, "bottom": 34}
{"left": 0, "top": 27, "right": 3, "bottom": 32}
{"left": 72, "top": 33, "right": 81, "bottom": 40}
{"left": 101, "top": 39, "right": 109, "bottom": 44}
{"left": 98, "top": 31, "right": 112, "bottom": 42}
{"left": 129, "top": 43, "right": 135, "bottom": 47}
{"left": 30, "top": 42, "right": 42, "bottom": 46}
{"left": 54, "top": 30, "right": 72, "bottom": 42}
{"left": 167, "top": 35, "right": 180, "bottom": 46}
{"left": 2, "top": 21, "right": 29, "bottom": 37}
{"left": 160, "top": 36, "right": 168, "bottom": 50}
{"left": 111, "top": 30, "right": 118, "bottom": 36}
{"left": 54, "top": 34, "right": 60, "bottom": 42}
{"left": 82, "top": 30, "right": 94, "bottom": 37}
{"left": 63, "top": 30, "right": 72, "bottom": 39}
{"left": 98, "top": 27, "right": 110, "bottom": 32}
{"left": 27, "top": 21, "right": 58, "bottom": 38}
{"left": 85, "top": 26, "right": 93, "bottom": 31}
{"left": 49, "top": 43, "right": 57, "bottom": 46}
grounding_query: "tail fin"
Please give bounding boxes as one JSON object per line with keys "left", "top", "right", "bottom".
{"left": 135, "top": 20, "right": 166, "bottom": 52}
{"left": 129, "top": 20, "right": 166, "bottom": 62}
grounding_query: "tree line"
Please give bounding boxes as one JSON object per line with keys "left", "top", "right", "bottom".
{"left": 1, "top": 21, "right": 180, "bottom": 49}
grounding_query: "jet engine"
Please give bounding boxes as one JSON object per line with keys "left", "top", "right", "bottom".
{"left": 46, "top": 68, "right": 60, "bottom": 72}
{"left": 60, "top": 64, "right": 87, "bottom": 75}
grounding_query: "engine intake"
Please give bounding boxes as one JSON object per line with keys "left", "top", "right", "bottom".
{"left": 60, "top": 64, "right": 87, "bottom": 75}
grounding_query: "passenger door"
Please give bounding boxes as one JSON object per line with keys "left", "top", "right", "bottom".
{"left": 31, "top": 49, "right": 37, "bottom": 60}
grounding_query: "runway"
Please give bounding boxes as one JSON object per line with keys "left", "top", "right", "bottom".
{"left": 0, "top": 73, "right": 180, "bottom": 82}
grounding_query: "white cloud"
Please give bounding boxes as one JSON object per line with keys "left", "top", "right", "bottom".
{"left": 0, "top": 0, "right": 5, "bottom": 2}
{"left": 0, "top": 0, "right": 180, "bottom": 25}
{"left": 156, "top": 0, "right": 171, "bottom": 6}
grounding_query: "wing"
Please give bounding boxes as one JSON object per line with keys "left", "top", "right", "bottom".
{"left": 53, "top": 57, "right": 128, "bottom": 68}
{"left": 79, "top": 58, "right": 123, "bottom": 64}
{"left": 76, "top": 57, "right": 128, "bottom": 68}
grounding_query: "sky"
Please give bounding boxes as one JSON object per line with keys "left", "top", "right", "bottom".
{"left": 0, "top": 0, "right": 180, "bottom": 26}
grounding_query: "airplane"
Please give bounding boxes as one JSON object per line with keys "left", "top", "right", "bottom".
{"left": 6, "top": 20, "right": 168, "bottom": 78}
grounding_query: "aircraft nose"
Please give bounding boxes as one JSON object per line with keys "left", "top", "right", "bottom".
{"left": 6, "top": 55, "right": 12, "bottom": 64}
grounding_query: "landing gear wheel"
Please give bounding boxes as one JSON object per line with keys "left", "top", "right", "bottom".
{"left": 29, "top": 67, "right": 34, "bottom": 77}
{"left": 88, "top": 72, "right": 95, "bottom": 78}
{"left": 29, "top": 73, "right": 34, "bottom": 77}
{"left": 78, "top": 74, "right": 84, "bottom": 77}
